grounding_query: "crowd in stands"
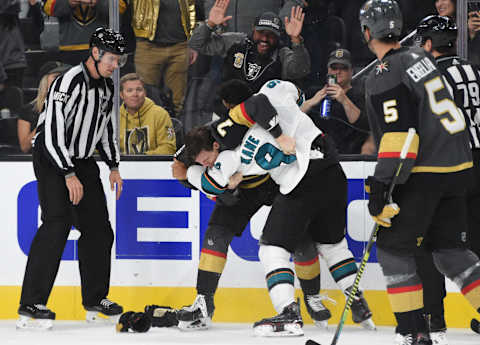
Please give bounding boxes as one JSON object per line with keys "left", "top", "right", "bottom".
{"left": 0, "top": 0, "right": 479, "bottom": 156}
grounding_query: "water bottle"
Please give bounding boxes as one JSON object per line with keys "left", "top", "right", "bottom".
{"left": 320, "top": 74, "right": 337, "bottom": 118}
{"left": 320, "top": 97, "right": 331, "bottom": 118}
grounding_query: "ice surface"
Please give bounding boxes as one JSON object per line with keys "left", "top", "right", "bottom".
{"left": 0, "top": 321, "right": 478, "bottom": 345}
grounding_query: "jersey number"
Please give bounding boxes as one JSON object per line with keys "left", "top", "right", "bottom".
{"left": 217, "top": 119, "right": 234, "bottom": 137}
{"left": 255, "top": 143, "right": 296, "bottom": 170}
{"left": 383, "top": 100, "right": 399, "bottom": 123}
{"left": 425, "top": 77, "right": 465, "bottom": 134}
{"left": 458, "top": 82, "right": 480, "bottom": 107}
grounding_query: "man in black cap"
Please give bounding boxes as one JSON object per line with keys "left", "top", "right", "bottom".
{"left": 301, "top": 48, "right": 371, "bottom": 154}
{"left": 188, "top": 0, "right": 310, "bottom": 100}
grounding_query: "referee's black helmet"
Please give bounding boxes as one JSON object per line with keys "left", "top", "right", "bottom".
{"left": 90, "top": 27, "right": 127, "bottom": 55}
{"left": 415, "top": 15, "right": 457, "bottom": 50}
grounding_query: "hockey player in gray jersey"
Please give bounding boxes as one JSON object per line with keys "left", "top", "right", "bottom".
{"left": 359, "top": 1, "right": 480, "bottom": 344}
{"left": 179, "top": 79, "right": 375, "bottom": 336}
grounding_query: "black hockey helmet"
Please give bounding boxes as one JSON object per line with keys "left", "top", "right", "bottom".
{"left": 415, "top": 15, "right": 457, "bottom": 49}
{"left": 90, "top": 27, "right": 126, "bottom": 55}
{"left": 359, "top": 0, "right": 403, "bottom": 40}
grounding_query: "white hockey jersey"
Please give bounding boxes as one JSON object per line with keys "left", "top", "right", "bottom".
{"left": 187, "top": 80, "right": 323, "bottom": 195}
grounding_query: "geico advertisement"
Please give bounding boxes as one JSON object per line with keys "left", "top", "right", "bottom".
{"left": 1, "top": 160, "right": 387, "bottom": 289}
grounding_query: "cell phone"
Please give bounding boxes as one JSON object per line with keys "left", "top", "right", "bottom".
{"left": 327, "top": 74, "right": 337, "bottom": 85}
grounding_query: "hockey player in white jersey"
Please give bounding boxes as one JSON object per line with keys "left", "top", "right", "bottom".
{"left": 180, "top": 79, "right": 374, "bottom": 336}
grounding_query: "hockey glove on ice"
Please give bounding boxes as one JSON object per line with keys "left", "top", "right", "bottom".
{"left": 365, "top": 176, "right": 400, "bottom": 228}
{"left": 116, "top": 311, "right": 151, "bottom": 333}
{"left": 144, "top": 305, "right": 179, "bottom": 327}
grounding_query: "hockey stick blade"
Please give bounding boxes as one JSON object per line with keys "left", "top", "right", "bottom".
{"left": 305, "top": 339, "right": 321, "bottom": 345}
{"left": 471, "top": 318, "right": 480, "bottom": 334}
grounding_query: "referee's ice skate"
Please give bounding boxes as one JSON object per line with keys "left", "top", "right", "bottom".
{"left": 176, "top": 294, "right": 214, "bottom": 331}
{"left": 84, "top": 299, "right": 123, "bottom": 323}
{"left": 16, "top": 304, "right": 55, "bottom": 330}
{"left": 347, "top": 287, "right": 376, "bottom": 330}
{"left": 253, "top": 300, "right": 303, "bottom": 337}
{"left": 304, "top": 294, "right": 333, "bottom": 329}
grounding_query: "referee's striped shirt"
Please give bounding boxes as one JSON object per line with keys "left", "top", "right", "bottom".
{"left": 437, "top": 56, "right": 480, "bottom": 149}
{"left": 35, "top": 62, "right": 120, "bottom": 175}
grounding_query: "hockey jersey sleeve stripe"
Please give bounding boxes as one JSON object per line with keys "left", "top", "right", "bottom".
{"left": 201, "top": 171, "right": 227, "bottom": 195}
{"left": 228, "top": 103, "right": 255, "bottom": 127}
{"left": 43, "top": 0, "right": 56, "bottom": 16}
{"left": 378, "top": 132, "right": 419, "bottom": 158}
{"left": 238, "top": 174, "right": 270, "bottom": 189}
{"left": 378, "top": 152, "right": 417, "bottom": 159}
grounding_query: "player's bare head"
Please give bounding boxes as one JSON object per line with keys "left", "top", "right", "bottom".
{"left": 185, "top": 126, "right": 220, "bottom": 167}
{"left": 218, "top": 80, "right": 254, "bottom": 108}
{"left": 359, "top": 0, "right": 403, "bottom": 44}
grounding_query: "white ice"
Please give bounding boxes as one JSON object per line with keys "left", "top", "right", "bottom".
{"left": 0, "top": 321, "right": 478, "bottom": 345}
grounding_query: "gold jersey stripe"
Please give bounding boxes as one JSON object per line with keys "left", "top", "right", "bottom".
{"left": 411, "top": 161, "right": 473, "bottom": 173}
{"left": 239, "top": 175, "right": 270, "bottom": 189}
{"left": 229, "top": 104, "right": 255, "bottom": 128}
{"left": 59, "top": 44, "right": 90, "bottom": 51}
{"left": 378, "top": 132, "right": 419, "bottom": 157}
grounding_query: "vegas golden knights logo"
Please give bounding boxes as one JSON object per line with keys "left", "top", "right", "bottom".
{"left": 73, "top": 5, "right": 97, "bottom": 26}
{"left": 126, "top": 127, "right": 149, "bottom": 154}
{"left": 416, "top": 236, "right": 424, "bottom": 247}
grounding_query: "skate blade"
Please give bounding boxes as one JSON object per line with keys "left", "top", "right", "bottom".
{"left": 86, "top": 311, "right": 120, "bottom": 324}
{"left": 313, "top": 320, "right": 328, "bottom": 329}
{"left": 16, "top": 316, "right": 53, "bottom": 331}
{"left": 254, "top": 323, "right": 304, "bottom": 337}
{"left": 359, "top": 318, "right": 376, "bottom": 331}
{"left": 178, "top": 318, "right": 211, "bottom": 331}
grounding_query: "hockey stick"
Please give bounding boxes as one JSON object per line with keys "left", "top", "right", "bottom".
{"left": 305, "top": 128, "right": 417, "bottom": 345}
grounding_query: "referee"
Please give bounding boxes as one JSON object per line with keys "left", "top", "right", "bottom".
{"left": 17, "top": 27, "right": 128, "bottom": 330}
{"left": 415, "top": 15, "right": 480, "bottom": 342}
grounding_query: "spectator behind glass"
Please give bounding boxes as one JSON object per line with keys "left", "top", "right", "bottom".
{"left": 189, "top": 0, "right": 310, "bottom": 122}
{"left": 43, "top": 0, "right": 127, "bottom": 66}
{"left": 203, "top": 0, "right": 304, "bottom": 34}
{"left": 0, "top": 0, "right": 27, "bottom": 89}
{"left": 119, "top": 73, "right": 177, "bottom": 155}
{"left": 131, "top": 0, "right": 197, "bottom": 118}
{"left": 300, "top": 48, "right": 370, "bottom": 155}
{"left": 435, "top": 0, "right": 480, "bottom": 63}
{"left": 17, "top": 61, "right": 71, "bottom": 153}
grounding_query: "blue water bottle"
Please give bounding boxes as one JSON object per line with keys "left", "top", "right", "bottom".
{"left": 320, "top": 97, "right": 331, "bottom": 118}
{"left": 320, "top": 74, "right": 337, "bottom": 118}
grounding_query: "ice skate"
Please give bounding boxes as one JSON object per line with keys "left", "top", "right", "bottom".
{"left": 84, "top": 298, "right": 123, "bottom": 323}
{"left": 253, "top": 300, "right": 303, "bottom": 337}
{"left": 177, "top": 294, "right": 214, "bottom": 331}
{"left": 346, "top": 287, "right": 376, "bottom": 330}
{"left": 395, "top": 332, "right": 432, "bottom": 345}
{"left": 430, "top": 330, "right": 447, "bottom": 345}
{"left": 16, "top": 304, "right": 55, "bottom": 330}
{"left": 304, "top": 293, "right": 334, "bottom": 328}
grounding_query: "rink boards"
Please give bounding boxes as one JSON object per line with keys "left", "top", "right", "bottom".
{"left": 0, "top": 159, "right": 476, "bottom": 326}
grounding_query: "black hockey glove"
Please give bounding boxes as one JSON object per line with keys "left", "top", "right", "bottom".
{"left": 116, "top": 311, "right": 151, "bottom": 333}
{"left": 144, "top": 305, "right": 178, "bottom": 327}
{"left": 365, "top": 176, "right": 399, "bottom": 228}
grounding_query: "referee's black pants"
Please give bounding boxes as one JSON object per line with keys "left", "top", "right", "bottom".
{"left": 20, "top": 145, "right": 114, "bottom": 307}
